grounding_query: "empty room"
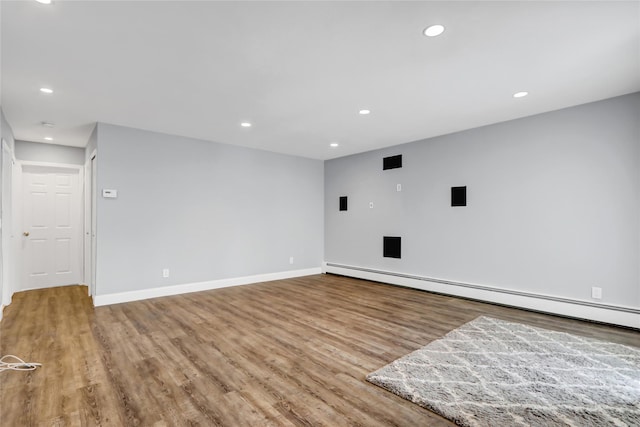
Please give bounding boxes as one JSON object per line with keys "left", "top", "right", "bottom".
{"left": 1, "top": 1, "right": 639, "bottom": 426}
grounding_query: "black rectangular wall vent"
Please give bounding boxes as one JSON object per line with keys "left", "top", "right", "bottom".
{"left": 451, "top": 186, "right": 467, "bottom": 207}
{"left": 383, "top": 154, "right": 402, "bottom": 170}
{"left": 339, "top": 196, "right": 348, "bottom": 211}
{"left": 383, "top": 236, "right": 401, "bottom": 258}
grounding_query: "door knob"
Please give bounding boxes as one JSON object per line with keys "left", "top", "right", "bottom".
{"left": 23, "top": 232, "right": 30, "bottom": 237}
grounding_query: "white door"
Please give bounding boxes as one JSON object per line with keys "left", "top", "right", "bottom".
{"left": 21, "top": 165, "right": 83, "bottom": 290}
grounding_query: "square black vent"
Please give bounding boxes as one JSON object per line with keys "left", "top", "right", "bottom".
{"left": 383, "top": 155, "right": 402, "bottom": 170}
{"left": 383, "top": 236, "right": 401, "bottom": 258}
{"left": 339, "top": 196, "right": 348, "bottom": 211}
{"left": 451, "top": 186, "right": 467, "bottom": 207}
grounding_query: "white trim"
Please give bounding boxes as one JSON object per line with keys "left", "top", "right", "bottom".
{"left": 9, "top": 161, "right": 21, "bottom": 309}
{"left": 1, "top": 139, "right": 14, "bottom": 311}
{"left": 325, "top": 263, "right": 640, "bottom": 329}
{"left": 93, "top": 267, "right": 322, "bottom": 306}
{"left": 19, "top": 160, "right": 83, "bottom": 171}
{"left": 1, "top": 138, "right": 15, "bottom": 159}
{"left": 83, "top": 149, "right": 97, "bottom": 296}
{"left": 2, "top": 138, "right": 12, "bottom": 157}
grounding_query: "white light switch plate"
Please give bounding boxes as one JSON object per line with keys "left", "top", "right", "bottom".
{"left": 102, "top": 189, "right": 118, "bottom": 198}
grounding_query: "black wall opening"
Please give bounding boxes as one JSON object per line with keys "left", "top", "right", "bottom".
{"left": 383, "top": 154, "right": 402, "bottom": 170}
{"left": 451, "top": 186, "right": 467, "bottom": 207}
{"left": 339, "top": 196, "right": 348, "bottom": 211}
{"left": 383, "top": 236, "right": 401, "bottom": 258}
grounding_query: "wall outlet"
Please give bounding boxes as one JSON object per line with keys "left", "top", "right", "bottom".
{"left": 289, "top": 257, "right": 294, "bottom": 264}
{"left": 397, "top": 184, "right": 402, "bottom": 192}
{"left": 591, "top": 286, "right": 602, "bottom": 299}
{"left": 162, "top": 268, "right": 170, "bottom": 278}
{"left": 369, "top": 202, "right": 374, "bottom": 209}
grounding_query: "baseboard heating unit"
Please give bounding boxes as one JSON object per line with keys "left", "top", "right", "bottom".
{"left": 324, "top": 263, "right": 640, "bottom": 329}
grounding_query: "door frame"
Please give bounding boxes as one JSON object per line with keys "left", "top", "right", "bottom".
{"left": 1, "top": 138, "right": 16, "bottom": 308}
{"left": 11, "top": 158, "right": 22, "bottom": 304}
{"left": 84, "top": 150, "right": 97, "bottom": 296}
{"left": 18, "top": 160, "right": 84, "bottom": 292}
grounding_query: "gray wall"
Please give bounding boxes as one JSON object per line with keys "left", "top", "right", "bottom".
{"left": 325, "top": 93, "right": 640, "bottom": 308}
{"left": 15, "top": 140, "right": 85, "bottom": 165}
{"left": 95, "top": 123, "right": 324, "bottom": 295}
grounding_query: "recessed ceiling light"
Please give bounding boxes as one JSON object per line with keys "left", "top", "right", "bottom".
{"left": 240, "top": 122, "right": 252, "bottom": 128}
{"left": 40, "top": 87, "right": 53, "bottom": 94}
{"left": 35, "top": 0, "right": 52, "bottom": 4}
{"left": 44, "top": 137, "right": 53, "bottom": 141}
{"left": 330, "top": 143, "right": 339, "bottom": 148}
{"left": 358, "top": 109, "right": 371, "bottom": 115}
{"left": 513, "top": 91, "right": 529, "bottom": 98}
{"left": 423, "top": 24, "right": 445, "bottom": 37}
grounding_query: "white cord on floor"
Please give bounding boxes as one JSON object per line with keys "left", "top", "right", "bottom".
{"left": 0, "top": 355, "right": 42, "bottom": 372}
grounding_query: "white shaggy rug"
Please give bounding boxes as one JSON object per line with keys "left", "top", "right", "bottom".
{"left": 366, "top": 316, "right": 640, "bottom": 427}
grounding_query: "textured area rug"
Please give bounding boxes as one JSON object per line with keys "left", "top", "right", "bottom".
{"left": 366, "top": 316, "right": 640, "bottom": 427}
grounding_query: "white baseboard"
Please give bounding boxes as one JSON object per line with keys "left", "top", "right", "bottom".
{"left": 325, "top": 263, "right": 640, "bottom": 329}
{"left": 0, "top": 304, "right": 3, "bottom": 322}
{"left": 93, "top": 267, "right": 322, "bottom": 307}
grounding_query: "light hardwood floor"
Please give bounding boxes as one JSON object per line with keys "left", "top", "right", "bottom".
{"left": 1, "top": 274, "right": 638, "bottom": 426}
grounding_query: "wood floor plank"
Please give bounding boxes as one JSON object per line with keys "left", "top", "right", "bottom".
{"left": 1, "top": 276, "right": 638, "bottom": 426}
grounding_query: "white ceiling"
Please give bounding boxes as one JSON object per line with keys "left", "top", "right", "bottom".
{"left": 2, "top": 1, "right": 639, "bottom": 160}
